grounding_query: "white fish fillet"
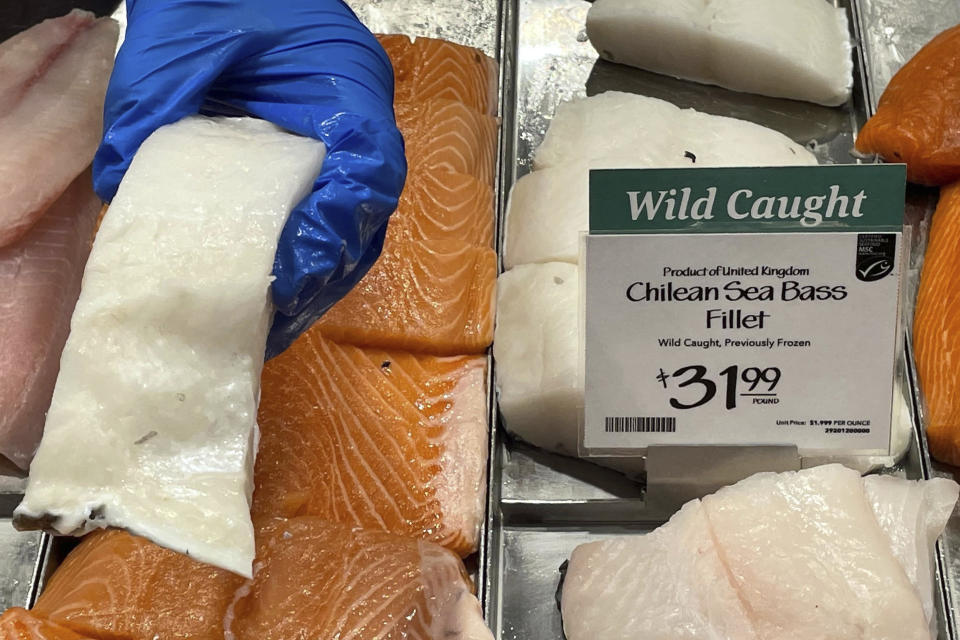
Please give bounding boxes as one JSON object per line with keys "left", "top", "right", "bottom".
{"left": 506, "top": 92, "right": 817, "bottom": 267}
{"left": 865, "top": 475, "right": 959, "bottom": 636}
{"left": 563, "top": 466, "right": 956, "bottom": 640}
{"left": 585, "top": 0, "right": 853, "bottom": 106}
{"left": 0, "top": 10, "right": 117, "bottom": 247}
{"left": 15, "top": 116, "right": 326, "bottom": 577}
{"left": 494, "top": 263, "right": 581, "bottom": 456}
{"left": 0, "top": 170, "right": 101, "bottom": 469}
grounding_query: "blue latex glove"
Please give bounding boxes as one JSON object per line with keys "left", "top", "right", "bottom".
{"left": 92, "top": 0, "right": 407, "bottom": 358}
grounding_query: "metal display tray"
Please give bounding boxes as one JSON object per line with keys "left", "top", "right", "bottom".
{"left": 5, "top": 2, "right": 960, "bottom": 640}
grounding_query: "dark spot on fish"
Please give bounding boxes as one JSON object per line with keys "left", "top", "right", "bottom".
{"left": 177, "top": 393, "right": 186, "bottom": 402}
{"left": 576, "top": 29, "right": 588, "bottom": 43}
{"left": 381, "top": 360, "right": 391, "bottom": 370}
{"left": 684, "top": 151, "right": 696, "bottom": 163}
{"left": 134, "top": 430, "right": 158, "bottom": 445}
{"left": 893, "top": 151, "right": 902, "bottom": 158}
{"left": 790, "top": 148, "right": 797, "bottom": 155}
{"left": 445, "top": 630, "right": 461, "bottom": 638}
{"left": 88, "top": 506, "right": 106, "bottom": 520}
{"left": 554, "top": 276, "right": 564, "bottom": 285}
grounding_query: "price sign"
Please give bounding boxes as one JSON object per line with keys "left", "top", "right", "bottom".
{"left": 582, "top": 165, "right": 906, "bottom": 456}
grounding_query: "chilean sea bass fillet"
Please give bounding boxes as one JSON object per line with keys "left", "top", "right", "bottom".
{"left": 14, "top": 116, "right": 326, "bottom": 577}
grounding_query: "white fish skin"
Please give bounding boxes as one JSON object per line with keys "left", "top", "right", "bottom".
{"left": 586, "top": 0, "right": 853, "bottom": 107}
{"left": 533, "top": 92, "right": 816, "bottom": 173}
{"left": 15, "top": 116, "right": 326, "bottom": 578}
{"left": 493, "top": 262, "right": 581, "bottom": 456}
{"left": 0, "top": 169, "right": 101, "bottom": 469}
{"left": 0, "top": 10, "right": 117, "bottom": 247}
{"left": 562, "top": 501, "right": 758, "bottom": 640}
{"left": 564, "top": 466, "right": 948, "bottom": 640}
{"left": 865, "top": 475, "right": 959, "bottom": 638}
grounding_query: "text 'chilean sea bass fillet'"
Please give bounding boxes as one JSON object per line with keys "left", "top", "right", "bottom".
{"left": 561, "top": 465, "right": 958, "bottom": 640}
{"left": 14, "top": 116, "right": 327, "bottom": 578}
{"left": 252, "top": 328, "right": 489, "bottom": 557}
{"left": 585, "top": 0, "right": 853, "bottom": 107}
{"left": 0, "top": 170, "right": 101, "bottom": 469}
{"left": 0, "top": 10, "right": 117, "bottom": 247}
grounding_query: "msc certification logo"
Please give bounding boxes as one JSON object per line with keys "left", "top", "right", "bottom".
{"left": 856, "top": 234, "right": 897, "bottom": 282}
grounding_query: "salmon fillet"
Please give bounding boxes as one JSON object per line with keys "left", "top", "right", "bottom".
{"left": 389, "top": 170, "right": 494, "bottom": 248}
{"left": 0, "top": 170, "right": 101, "bottom": 469}
{"left": 397, "top": 100, "right": 498, "bottom": 187}
{"left": 0, "top": 10, "right": 117, "bottom": 246}
{"left": 0, "top": 610, "right": 92, "bottom": 640}
{"left": 252, "top": 330, "right": 488, "bottom": 556}
{"left": 318, "top": 236, "right": 496, "bottom": 355}
{"left": 31, "top": 529, "right": 244, "bottom": 640}
{"left": 378, "top": 34, "right": 498, "bottom": 115}
{"left": 914, "top": 183, "right": 960, "bottom": 465}
{"left": 228, "top": 517, "right": 494, "bottom": 640}
{"left": 855, "top": 24, "right": 960, "bottom": 185}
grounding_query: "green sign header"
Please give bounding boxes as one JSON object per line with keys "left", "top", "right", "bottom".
{"left": 589, "top": 164, "right": 906, "bottom": 234}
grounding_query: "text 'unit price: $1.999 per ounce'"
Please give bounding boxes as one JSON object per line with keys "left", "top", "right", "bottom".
{"left": 656, "top": 365, "right": 782, "bottom": 410}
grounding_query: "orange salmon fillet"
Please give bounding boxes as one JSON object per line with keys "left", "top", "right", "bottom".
{"left": 397, "top": 100, "right": 498, "bottom": 187}
{"left": 0, "top": 609, "right": 92, "bottom": 640}
{"left": 32, "top": 530, "right": 244, "bottom": 640}
{"left": 378, "top": 34, "right": 498, "bottom": 116}
{"left": 389, "top": 170, "right": 494, "bottom": 248}
{"left": 252, "top": 329, "right": 488, "bottom": 556}
{"left": 318, "top": 236, "right": 496, "bottom": 355}
{"left": 914, "top": 182, "right": 960, "bottom": 465}
{"left": 228, "top": 517, "right": 492, "bottom": 640}
{"left": 856, "top": 24, "right": 960, "bottom": 186}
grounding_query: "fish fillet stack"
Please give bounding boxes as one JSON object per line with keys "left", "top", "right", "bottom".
{"left": 252, "top": 33, "right": 498, "bottom": 560}
{"left": 496, "top": 91, "right": 817, "bottom": 457}
{"left": 0, "top": 10, "right": 118, "bottom": 469}
{"left": 561, "top": 465, "right": 959, "bottom": 640}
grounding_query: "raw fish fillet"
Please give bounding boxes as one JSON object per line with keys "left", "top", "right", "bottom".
{"left": 563, "top": 466, "right": 953, "bottom": 640}
{"left": 0, "top": 170, "right": 101, "bottom": 469}
{"left": 390, "top": 170, "right": 494, "bottom": 247}
{"left": 0, "top": 609, "right": 92, "bottom": 640}
{"left": 227, "top": 517, "right": 494, "bottom": 640}
{"left": 318, "top": 236, "right": 496, "bottom": 355}
{"left": 701, "top": 465, "right": 928, "bottom": 640}
{"left": 855, "top": 24, "right": 960, "bottom": 185}
{"left": 913, "top": 184, "right": 960, "bottom": 465}
{"left": 252, "top": 329, "right": 489, "bottom": 556}
{"left": 14, "top": 116, "right": 327, "bottom": 577}
{"left": 494, "top": 263, "right": 580, "bottom": 455}
{"left": 31, "top": 530, "right": 244, "bottom": 640}
{"left": 0, "top": 10, "right": 117, "bottom": 247}
{"left": 563, "top": 501, "right": 758, "bottom": 640}
{"left": 378, "top": 34, "right": 499, "bottom": 115}
{"left": 397, "top": 100, "right": 498, "bottom": 187}
{"left": 865, "top": 475, "right": 959, "bottom": 634}
{"left": 586, "top": 0, "right": 852, "bottom": 106}
{"left": 533, "top": 92, "right": 816, "bottom": 172}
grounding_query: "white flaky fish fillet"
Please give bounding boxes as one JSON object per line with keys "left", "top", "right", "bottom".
{"left": 505, "top": 92, "right": 817, "bottom": 267}
{"left": 563, "top": 465, "right": 956, "bottom": 640}
{"left": 493, "top": 263, "right": 581, "bottom": 456}
{"left": 15, "top": 116, "right": 326, "bottom": 577}
{"left": 865, "top": 475, "right": 959, "bottom": 636}
{"left": 0, "top": 10, "right": 117, "bottom": 247}
{"left": 0, "top": 170, "right": 101, "bottom": 469}
{"left": 585, "top": 0, "right": 853, "bottom": 106}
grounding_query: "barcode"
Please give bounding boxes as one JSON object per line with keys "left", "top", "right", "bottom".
{"left": 604, "top": 417, "right": 676, "bottom": 433}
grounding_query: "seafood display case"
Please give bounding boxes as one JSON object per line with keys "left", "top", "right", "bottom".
{"left": 3, "top": 0, "right": 960, "bottom": 638}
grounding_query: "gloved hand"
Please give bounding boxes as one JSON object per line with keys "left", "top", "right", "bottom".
{"left": 92, "top": 0, "right": 407, "bottom": 358}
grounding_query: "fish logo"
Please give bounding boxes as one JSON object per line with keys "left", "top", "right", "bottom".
{"left": 856, "top": 234, "right": 897, "bottom": 282}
